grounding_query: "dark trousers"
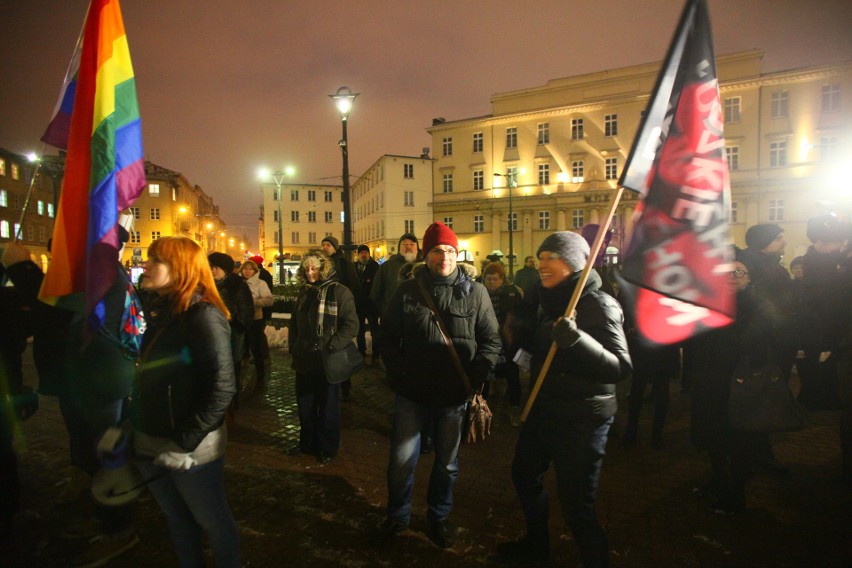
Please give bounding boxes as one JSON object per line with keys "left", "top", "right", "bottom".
{"left": 58, "top": 395, "right": 134, "bottom": 535}
{"left": 248, "top": 319, "right": 266, "bottom": 379}
{"left": 626, "top": 371, "right": 671, "bottom": 440}
{"left": 512, "top": 408, "right": 613, "bottom": 568}
{"left": 295, "top": 372, "right": 340, "bottom": 456}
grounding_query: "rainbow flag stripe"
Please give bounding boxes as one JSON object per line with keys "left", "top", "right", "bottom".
{"left": 40, "top": 0, "right": 144, "bottom": 324}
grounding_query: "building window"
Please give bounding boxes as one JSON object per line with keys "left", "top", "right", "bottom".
{"left": 821, "top": 137, "right": 838, "bottom": 161}
{"left": 13, "top": 223, "right": 20, "bottom": 238}
{"left": 443, "top": 217, "right": 453, "bottom": 230}
{"left": 38, "top": 226, "right": 45, "bottom": 243}
{"left": 130, "top": 207, "right": 140, "bottom": 219}
{"left": 148, "top": 183, "right": 160, "bottom": 196}
{"left": 150, "top": 208, "right": 160, "bottom": 220}
{"left": 405, "top": 219, "right": 414, "bottom": 234}
{"left": 308, "top": 232, "right": 317, "bottom": 244}
{"left": 538, "top": 164, "right": 550, "bottom": 185}
{"left": 474, "top": 214, "right": 484, "bottom": 233}
{"left": 273, "top": 230, "right": 280, "bottom": 244}
{"left": 771, "top": 91, "right": 788, "bottom": 119}
{"left": 442, "top": 173, "right": 453, "bottom": 193}
{"left": 0, "top": 159, "right": 5, "bottom": 176}
{"left": 822, "top": 83, "right": 840, "bottom": 113}
{"left": 10, "top": 164, "right": 19, "bottom": 180}
{"left": 507, "top": 212, "right": 518, "bottom": 232}
{"left": 537, "top": 123, "right": 550, "bottom": 145}
{"left": 404, "top": 163, "right": 414, "bottom": 179}
{"left": 291, "top": 211, "right": 299, "bottom": 222}
{"left": 538, "top": 211, "right": 550, "bottom": 230}
{"left": 26, "top": 225, "right": 34, "bottom": 241}
{"left": 442, "top": 137, "right": 453, "bottom": 156}
{"left": 724, "top": 97, "right": 741, "bottom": 123}
{"left": 324, "top": 211, "right": 333, "bottom": 223}
{"left": 151, "top": 231, "right": 161, "bottom": 241}
{"left": 290, "top": 190, "right": 299, "bottom": 201}
{"left": 0, "top": 221, "right": 9, "bottom": 238}
{"left": 770, "top": 141, "right": 787, "bottom": 167}
{"left": 0, "top": 190, "right": 6, "bottom": 207}
{"left": 726, "top": 146, "right": 740, "bottom": 171}
{"left": 571, "top": 118, "right": 584, "bottom": 140}
{"left": 308, "top": 211, "right": 316, "bottom": 222}
{"left": 48, "top": 203, "right": 54, "bottom": 217}
{"left": 571, "top": 161, "right": 584, "bottom": 183}
{"left": 291, "top": 232, "right": 300, "bottom": 244}
{"left": 572, "top": 209, "right": 584, "bottom": 229}
{"left": 324, "top": 191, "right": 333, "bottom": 202}
{"left": 473, "top": 170, "right": 484, "bottom": 191}
{"left": 605, "top": 114, "right": 618, "bottom": 136}
{"left": 605, "top": 157, "right": 618, "bottom": 180}
{"left": 506, "top": 127, "right": 518, "bottom": 149}
{"left": 307, "top": 190, "right": 316, "bottom": 202}
{"left": 273, "top": 210, "right": 279, "bottom": 222}
{"left": 769, "top": 199, "right": 784, "bottom": 222}
{"left": 472, "top": 132, "right": 483, "bottom": 153}
{"left": 130, "top": 230, "right": 140, "bottom": 244}
{"left": 37, "top": 200, "right": 44, "bottom": 215}
{"left": 404, "top": 191, "right": 414, "bottom": 206}
{"left": 729, "top": 201, "right": 738, "bottom": 224}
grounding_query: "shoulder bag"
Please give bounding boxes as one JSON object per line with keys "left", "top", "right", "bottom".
{"left": 319, "top": 283, "right": 365, "bottom": 384}
{"left": 728, "top": 357, "right": 804, "bottom": 432}
{"left": 416, "top": 279, "right": 492, "bottom": 443}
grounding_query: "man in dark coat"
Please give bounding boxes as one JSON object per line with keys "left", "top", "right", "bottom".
{"left": 320, "top": 236, "right": 361, "bottom": 295}
{"left": 209, "top": 252, "right": 254, "bottom": 392}
{"left": 370, "top": 233, "right": 419, "bottom": 318}
{"left": 497, "top": 232, "right": 631, "bottom": 568}
{"left": 372, "top": 222, "right": 501, "bottom": 549}
{"left": 512, "top": 255, "right": 541, "bottom": 298}
{"left": 354, "top": 245, "right": 380, "bottom": 365}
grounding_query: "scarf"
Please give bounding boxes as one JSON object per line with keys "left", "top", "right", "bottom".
{"left": 313, "top": 279, "right": 339, "bottom": 341}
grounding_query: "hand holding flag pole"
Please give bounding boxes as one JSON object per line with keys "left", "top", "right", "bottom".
{"left": 520, "top": 185, "right": 624, "bottom": 423}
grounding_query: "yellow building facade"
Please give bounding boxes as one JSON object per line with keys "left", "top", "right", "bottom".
{"left": 427, "top": 50, "right": 851, "bottom": 272}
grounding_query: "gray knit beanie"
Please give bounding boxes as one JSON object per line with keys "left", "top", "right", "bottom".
{"left": 536, "top": 231, "right": 590, "bottom": 272}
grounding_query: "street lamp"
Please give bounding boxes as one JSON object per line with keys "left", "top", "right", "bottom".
{"left": 330, "top": 86, "right": 359, "bottom": 251}
{"left": 494, "top": 171, "right": 517, "bottom": 278}
{"left": 258, "top": 166, "right": 295, "bottom": 284}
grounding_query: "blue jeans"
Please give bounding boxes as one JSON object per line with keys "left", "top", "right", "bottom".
{"left": 512, "top": 407, "right": 613, "bottom": 568}
{"left": 386, "top": 395, "right": 465, "bottom": 524}
{"left": 295, "top": 372, "right": 341, "bottom": 455}
{"left": 137, "top": 457, "right": 240, "bottom": 568}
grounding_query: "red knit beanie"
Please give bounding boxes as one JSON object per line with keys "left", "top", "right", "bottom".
{"left": 421, "top": 221, "right": 458, "bottom": 254}
{"left": 250, "top": 255, "right": 265, "bottom": 267}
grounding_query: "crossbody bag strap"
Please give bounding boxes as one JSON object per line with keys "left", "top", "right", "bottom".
{"left": 415, "top": 278, "right": 476, "bottom": 396}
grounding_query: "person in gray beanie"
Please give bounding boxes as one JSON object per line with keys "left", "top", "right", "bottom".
{"left": 497, "top": 231, "right": 631, "bottom": 568}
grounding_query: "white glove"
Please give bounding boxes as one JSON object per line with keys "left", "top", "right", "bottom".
{"left": 153, "top": 442, "right": 197, "bottom": 471}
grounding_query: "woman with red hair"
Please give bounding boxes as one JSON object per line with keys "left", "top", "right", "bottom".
{"left": 135, "top": 236, "right": 240, "bottom": 567}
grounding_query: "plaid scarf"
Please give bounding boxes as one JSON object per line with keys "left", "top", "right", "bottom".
{"left": 314, "top": 279, "right": 339, "bottom": 342}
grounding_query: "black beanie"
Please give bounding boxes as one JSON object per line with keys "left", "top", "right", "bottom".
{"left": 536, "top": 231, "right": 589, "bottom": 272}
{"left": 357, "top": 244, "right": 370, "bottom": 254}
{"left": 745, "top": 224, "right": 783, "bottom": 251}
{"left": 806, "top": 214, "right": 849, "bottom": 243}
{"left": 208, "top": 252, "right": 235, "bottom": 274}
{"left": 321, "top": 235, "right": 339, "bottom": 251}
{"left": 398, "top": 233, "right": 419, "bottom": 251}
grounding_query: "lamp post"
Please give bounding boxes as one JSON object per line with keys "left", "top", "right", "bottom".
{"left": 258, "top": 166, "right": 295, "bottom": 284}
{"left": 330, "top": 86, "right": 359, "bottom": 252}
{"left": 494, "top": 171, "right": 517, "bottom": 278}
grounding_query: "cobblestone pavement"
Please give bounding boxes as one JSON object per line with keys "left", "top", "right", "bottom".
{"left": 3, "top": 343, "right": 851, "bottom": 567}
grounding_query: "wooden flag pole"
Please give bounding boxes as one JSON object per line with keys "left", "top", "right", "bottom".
{"left": 520, "top": 185, "right": 626, "bottom": 423}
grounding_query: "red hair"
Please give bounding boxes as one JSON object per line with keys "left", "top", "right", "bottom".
{"left": 148, "top": 236, "right": 230, "bottom": 319}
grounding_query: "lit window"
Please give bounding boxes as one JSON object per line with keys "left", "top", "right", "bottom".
{"left": 506, "top": 127, "right": 517, "bottom": 149}
{"left": 474, "top": 214, "right": 484, "bottom": 233}
{"left": 538, "top": 164, "right": 550, "bottom": 185}
{"left": 37, "top": 200, "right": 44, "bottom": 215}
{"left": 10, "top": 163, "right": 19, "bottom": 180}
{"left": 148, "top": 183, "right": 160, "bottom": 196}
{"left": 537, "top": 123, "right": 550, "bottom": 145}
{"left": 0, "top": 190, "right": 7, "bottom": 207}
{"left": 822, "top": 84, "right": 840, "bottom": 113}
{"left": 571, "top": 119, "right": 584, "bottom": 140}
{"left": 443, "top": 173, "right": 453, "bottom": 193}
{"left": 473, "top": 170, "right": 484, "bottom": 191}
{"left": 605, "top": 157, "right": 618, "bottom": 180}
{"left": 48, "top": 203, "right": 55, "bottom": 217}
{"left": 472, "top": 132, "right": 483, "bottom": 153}
{"left": 0, "top": 159, "right": 5, "bottom": 176}
{"left": 770, "top": 141, "right": 787, "bottom": 167}
{"left": 571, "top": 161, "right": 584, "bottom": 183}
{"left": 726, "top": 146, "right": 740, "bottom": 171}
{"left": 724, "top": 97, "right": 741, "bottom": 123}
{"left": 506, "top": 167, "right": 518, "bottom": 187}
{"left": 442, "top": 137, "right": 453, "bottom": 157}
{"left": 0, "top": 220, "right": 10, "bottom": 238}
{"left": 771, "top": 91, "right": 788, "bottom": 119}
{"left": 605, "top": 114, "right": 618, "bottom": 136}
{"left": 538, "top": 211, "right": 550, "bottom": 230}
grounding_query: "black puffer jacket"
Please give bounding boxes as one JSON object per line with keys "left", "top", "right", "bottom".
{"left": 381, "top": 262, "right": 502, "bottom": 406}
{"left": 522, "top": 271, "right": 631, "bottom": 420}
{"left": 131, "top": 300, "right": 236, "bottom": 451}
{"left": 215, "top": 273, "right": 254, "bottom": 333}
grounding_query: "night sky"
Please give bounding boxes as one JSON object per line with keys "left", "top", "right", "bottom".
{"left": 1, "top": 0, "right": 850, "bottom": 249}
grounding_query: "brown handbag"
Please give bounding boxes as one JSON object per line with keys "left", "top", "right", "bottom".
{"left": 416, "top": 279, "right": 492, "bottom": 443}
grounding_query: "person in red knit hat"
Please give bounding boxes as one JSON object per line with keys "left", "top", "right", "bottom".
{"left": 247, "top": 255, "right": 273, "bottom": 361}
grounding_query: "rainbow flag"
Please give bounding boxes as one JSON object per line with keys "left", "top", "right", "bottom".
{"left": 40, "top": 0, "right": 145, "bottom": 327}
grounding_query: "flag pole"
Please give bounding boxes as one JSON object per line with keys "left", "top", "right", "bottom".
{"left": 520, "top": 185, "right": 625, "bottom": 423}
{"left": 12, "top": 142, "right": 48, "bottom": 244}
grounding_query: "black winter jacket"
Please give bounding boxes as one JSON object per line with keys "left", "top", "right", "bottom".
{"left": 216, "top": 273, "right": 254, "bottom": 333}
{"left": 131, "top": 300, "right": 236, "bottom": 451}
{"left": 381, "top": 263, "right": 502, "bottom": 406}
{"left": 521, "top": 271, "right": 631, "bottom": 420}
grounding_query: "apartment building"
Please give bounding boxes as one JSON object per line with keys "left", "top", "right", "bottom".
{"left": 427, "top": 50, "right": 851, "bottom": 272}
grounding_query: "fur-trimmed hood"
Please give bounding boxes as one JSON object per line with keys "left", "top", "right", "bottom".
{"left": 399, "top": 261, "right": 479, "bottom": 299}
{"left": 296, "top": 250, "right": 334, "bottom": 285}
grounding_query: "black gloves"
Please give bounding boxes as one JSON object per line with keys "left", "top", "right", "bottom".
{"left": 552, "top": 317, "right": 581, "bottom": 348}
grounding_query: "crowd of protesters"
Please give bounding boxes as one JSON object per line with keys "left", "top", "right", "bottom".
{"left": 1, "top": 210, "right": 849, "bottom": 567}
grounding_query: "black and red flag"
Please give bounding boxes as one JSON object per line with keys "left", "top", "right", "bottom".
{"left": 618, "top": 0, "right": 734, "bottom": 345}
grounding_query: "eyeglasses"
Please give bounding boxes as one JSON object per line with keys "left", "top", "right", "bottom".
{"left": 731, "top": 269, "right": 749, "bottom": 278}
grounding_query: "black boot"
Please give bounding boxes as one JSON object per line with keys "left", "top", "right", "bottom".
{"left": 496, "top": 525, "right": 549, "bottom": 567}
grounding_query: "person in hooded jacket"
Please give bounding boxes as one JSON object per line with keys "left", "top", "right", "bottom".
{"left": 497, "top": 231, "right": 631, "bottom": 568}
{"left": 287, "top": 249, "right": 358, "bottom": 464}
{"left": 240, "top": 260, "right": 273, "bottom": 382}
{"left": 134, "top": 236, "right": 239, "bottom": 568}
{"left": 209, "top": 252, "right": 254, "bottom": 397}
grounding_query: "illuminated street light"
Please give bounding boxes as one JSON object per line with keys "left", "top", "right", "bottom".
{"left": 258, "top": 166, "right": 296, "bottom": 283}
{"left": 494, "top": 171, "right": 518, "bottom": 278}
{"left": 329, "top": 86, "right": 359, "bottom": 251}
